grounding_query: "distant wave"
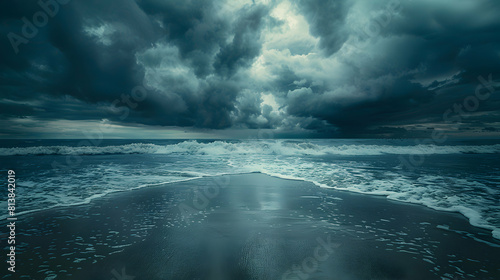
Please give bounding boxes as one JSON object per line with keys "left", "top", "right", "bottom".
{"left": 2, "top": 140, "right": 500, "bottom": 156}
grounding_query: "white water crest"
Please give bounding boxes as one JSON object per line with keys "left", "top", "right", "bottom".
{"left": 1, "top": 140, "right": 500, "bottom": 156}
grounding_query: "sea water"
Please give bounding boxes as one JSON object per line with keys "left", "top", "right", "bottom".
{"left": 1, "top": 138, "right": 499, "bottom": 240}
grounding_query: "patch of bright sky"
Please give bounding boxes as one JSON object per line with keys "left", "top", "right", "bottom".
{"left": 2, "top": 118, "right": 220, "bottom": 139}
{"left": 84, "top": 23, "right": 116, "bottom": 46}
{"left": 261, "top": 93, "right": 280, "bottom": 111}
{"left": 249, "top": 1, "right": 318, "bottom": 83}
{"left": 250, "top": 0, "right": 348, "bottom": 91}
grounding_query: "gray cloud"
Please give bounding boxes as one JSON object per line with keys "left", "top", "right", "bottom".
{"left": 296, "top": 0, "right": 351, "bottom": 56}
{"left": 0, "top": 0, "right": 499, "bottom": 138}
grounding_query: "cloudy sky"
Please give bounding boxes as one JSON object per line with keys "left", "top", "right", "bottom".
{"left": 1, "top": 0, "right": 499, "bottom": 138}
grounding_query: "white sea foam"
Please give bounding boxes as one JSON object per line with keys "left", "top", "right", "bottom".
{"left": 1, "top": 140, "right": 500, "bottom": 156}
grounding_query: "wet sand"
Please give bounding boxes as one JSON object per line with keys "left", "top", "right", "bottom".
{"left": 2, "top": 173, "right": 500, "bottom": 279}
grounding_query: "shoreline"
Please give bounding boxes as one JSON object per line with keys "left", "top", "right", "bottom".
{"left": 5, "top": 171, "right": 500, "bottom": 242}
{"left": 3, "top": 171, "right": 500, "bottom": 243}
{"left": 3, "top": 173, "right": 500, "bottom": 279}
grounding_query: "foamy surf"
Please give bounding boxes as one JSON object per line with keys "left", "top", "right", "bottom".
{"left": 2, "top": 139, "right": 499, "bottom": 243}
{"left": 1, "top": 140, "right": 500, "bottom": 156}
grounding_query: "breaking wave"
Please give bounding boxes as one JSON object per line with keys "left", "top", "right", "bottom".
{"left": 2, "top": 140, "right": 500, "bottom": 156}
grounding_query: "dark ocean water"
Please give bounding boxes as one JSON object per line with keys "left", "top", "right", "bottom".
{"left": 1, "top": 138, "right": 499, "bottom": 240}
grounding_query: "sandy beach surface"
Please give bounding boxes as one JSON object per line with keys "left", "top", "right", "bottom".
{"left": 3, "top": 173, "right": 500, "bottom": 279}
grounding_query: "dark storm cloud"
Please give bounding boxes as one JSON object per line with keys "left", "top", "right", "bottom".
{"left": 214, "top": 5, "right": 268, "bottom": 77}
{"left": 380, "top": 0, "right": 500, "bottom": 85}
{"left": 0, "top": 0, "right": 270, "bottom": 131}
{"left": 131, "top": 1, "right": 270, "bottom": 128}
{"left": 136, "top": 0, "right": 229, "bottom": 77}
{"left": 296, "top": 0, "right": 351, "bottom": 56}
{"left": 286, "top": 78, "right": 434, "bottom": 130}
{"left": 272, "top": 0, "right": 500, "bottom": 135}
{"left": 1, "top": 0, "right": 158, "bottom": 103}
{"left": 0, "top": 0, "right": 499, "bottom": 138}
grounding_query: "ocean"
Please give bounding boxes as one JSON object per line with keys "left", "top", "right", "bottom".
{"left": 1, "top": 138, "right": 499, "bottom": 243}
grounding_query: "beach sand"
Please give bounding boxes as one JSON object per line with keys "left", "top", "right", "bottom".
{"left": 3, "top": 173, "right": 500, "bottom": 279}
